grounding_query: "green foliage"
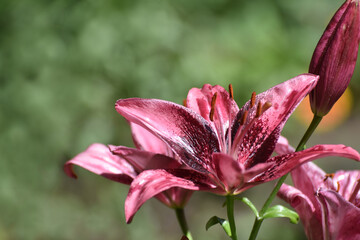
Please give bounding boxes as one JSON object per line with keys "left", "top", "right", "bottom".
{"left": 206, "top": 216, "right": 231, "bottom": 237}
{"left": 261, "top": 205, "right": 300, "bottom": 224}
{"left": 237, "top": 197, "right": 259, "bottom": 217}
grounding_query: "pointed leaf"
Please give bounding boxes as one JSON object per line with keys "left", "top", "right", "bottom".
{"left": 236, "top": 197, "right": 259, "bottom": 217}
{"left": 205, "top": 216, "right": 231, "bottom": 236}
{"left": 261, "top": 205, "right": 299, "bottom": 224}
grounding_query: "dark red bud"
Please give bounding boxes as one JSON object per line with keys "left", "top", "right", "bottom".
{"left": 309, "top": 0, "right": 360, "bottom": 116}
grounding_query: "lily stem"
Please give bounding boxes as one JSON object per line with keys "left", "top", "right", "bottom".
{"left": 175, "top": 208, "right": 193, "bottom": 240}
{"left": 248, "top": 114, "right": 322, "bottom": 240}
{"left": 226, "top": 195, "right": 238, "bottom": 240}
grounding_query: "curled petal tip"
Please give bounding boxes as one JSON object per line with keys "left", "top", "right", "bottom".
{"left": 64, "top": 164, "right": 78, "bottom": 179}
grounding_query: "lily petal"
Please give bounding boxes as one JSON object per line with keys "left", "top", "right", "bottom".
{"left": 125, "top": 169, "right": 212, "bottom": 223}
{"left": 212, "top": 152, "right": 244, "bottom": 192}
{"left": 64, "top": 143, "right": 136, "bottom": 184}
{"left": 115, "top": 98, "right": 219, "bottom": 173}
{"left": 291, "top": 162, "right": 337, "bottom": 207}
{"left": 233, "top": 162, "right": 274, "bottom": 194}
{"left": 232, "top": 74, "right": 319, "bottom": 167}
{"left": 275, "top": 136, "right": 295, "bottom": 155}
{"left": 253, "top": 144, "right": 360, "bottom": 183}
{"left": 333, "top": 170, "right": 360, "bottom": 202}
{"left": 109, "top": 145, "right": 182, "bottom": 172}
{"left": 317, "top": 189, "right": 360, "bottom": 240}
{"left": 278, "top": 184, "right": 322, "bottom": 240}
{"left": 130, "top": 123, "right": 171, "bottom": 156}
{"left": 186, "top": 84, "right": 239, "bottom": 137}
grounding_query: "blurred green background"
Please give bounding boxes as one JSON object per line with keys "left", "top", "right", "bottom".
{"left": 1, "top": 0, "right": 360, "bottom": 239}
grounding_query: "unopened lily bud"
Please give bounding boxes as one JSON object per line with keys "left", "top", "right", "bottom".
{"left": 309, "top": 0, "right": 360, "bottom": 117}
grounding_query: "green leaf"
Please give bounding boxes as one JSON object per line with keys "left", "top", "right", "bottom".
{"left": 236, "top": 197, "right": 259, "bottom": 217}
{"left": 261, "top": 205, "right": 299, "bottom": 224}
{"left": 205, "top": 216, "right": 231, "bottom": 236}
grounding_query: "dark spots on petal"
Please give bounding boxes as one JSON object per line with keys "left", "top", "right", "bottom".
{"left": 246, "top": 128, "right": 280, "bottom": 168}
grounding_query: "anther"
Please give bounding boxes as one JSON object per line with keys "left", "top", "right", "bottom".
{"left": 239, "top": 110, "right": 248, "bottom": 125}
{"left": 323, "top": 173, "right": 334, "bottom": 181}
{"left": 183, "top": 99, "right": 187, "bottom": 108}
{"left": 250, "top": 92, "right": 256, "bottom": 108}
{"left": 261, "top": 101, "right": 272, "bottom": 113}
{"left": 336, "top": 181, "right": 340, "bottom": 192}
{"left": 229, "top": 84, "right": 234, "bottom": 100}
{"left": 209, "top": 92, "right": 218, "bottom": 121}
{"left": 255, "top": 102, "right": 262, "bottom": 118}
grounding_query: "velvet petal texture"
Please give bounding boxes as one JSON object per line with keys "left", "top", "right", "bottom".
{"left": 278, "top": 162, "right": 360, "bottom": 240}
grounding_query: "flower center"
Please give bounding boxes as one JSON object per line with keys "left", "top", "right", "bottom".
{"left": 208, "top": 86, "right": 273, "bottom": 157}
{"left": 230, "top": 92, "right": 272, "bottom": 157}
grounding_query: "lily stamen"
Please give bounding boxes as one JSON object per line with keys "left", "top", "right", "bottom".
{"left": 231, "top": 99, "right": 272, "bottom": 156}
{"left": 255, "top": 102, "right": 263, "bottom": 118}
{"left": 250, "top": 92, "right": 256, "bottom": 108}
{"left": 209, "top": 92, "right": 218, "bottom": 121}
{"left": 183, "top": 99, "right": 187, "bottom": 107}
{"left": 323, "top": 173, "right": 334, "bottom": 181}
{"left": 262, "top": 101, "right": 272, "bottom": 113}
{"left": 229, "top": 84, "right": 234, "bottom": 100}
{"left": 349, "top": 178, "right": 360, "bottom": 203}
{"left": 239, "top": 111, "right": 248, "bottom": 125}
{"left": 336, "top": 181, "right": 341, "bottom": 192}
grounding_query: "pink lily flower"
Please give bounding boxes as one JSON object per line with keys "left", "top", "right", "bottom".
{"left": 278, "top": 161, "right": 360, "bottom": 240}
{"left": 309, "top": 0, "right": 360, "bottom": 117}
{"left": 64, "top": 123, "right": 195, "bottom": 223}
{"left": 115, "top": 74, "right": 360, "bottom": 221}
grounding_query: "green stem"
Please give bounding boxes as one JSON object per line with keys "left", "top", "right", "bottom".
{"left": 248, "top": 114, "right": 322, "bottom": 240}
{"left": 295, "top": 115, "right": 323, "bottom": 152}
{"left": 226, "top": 195, "right": 238, "bottom": 240}
{"left": 175, "top": 208, "right": 193, "bottom": 240}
